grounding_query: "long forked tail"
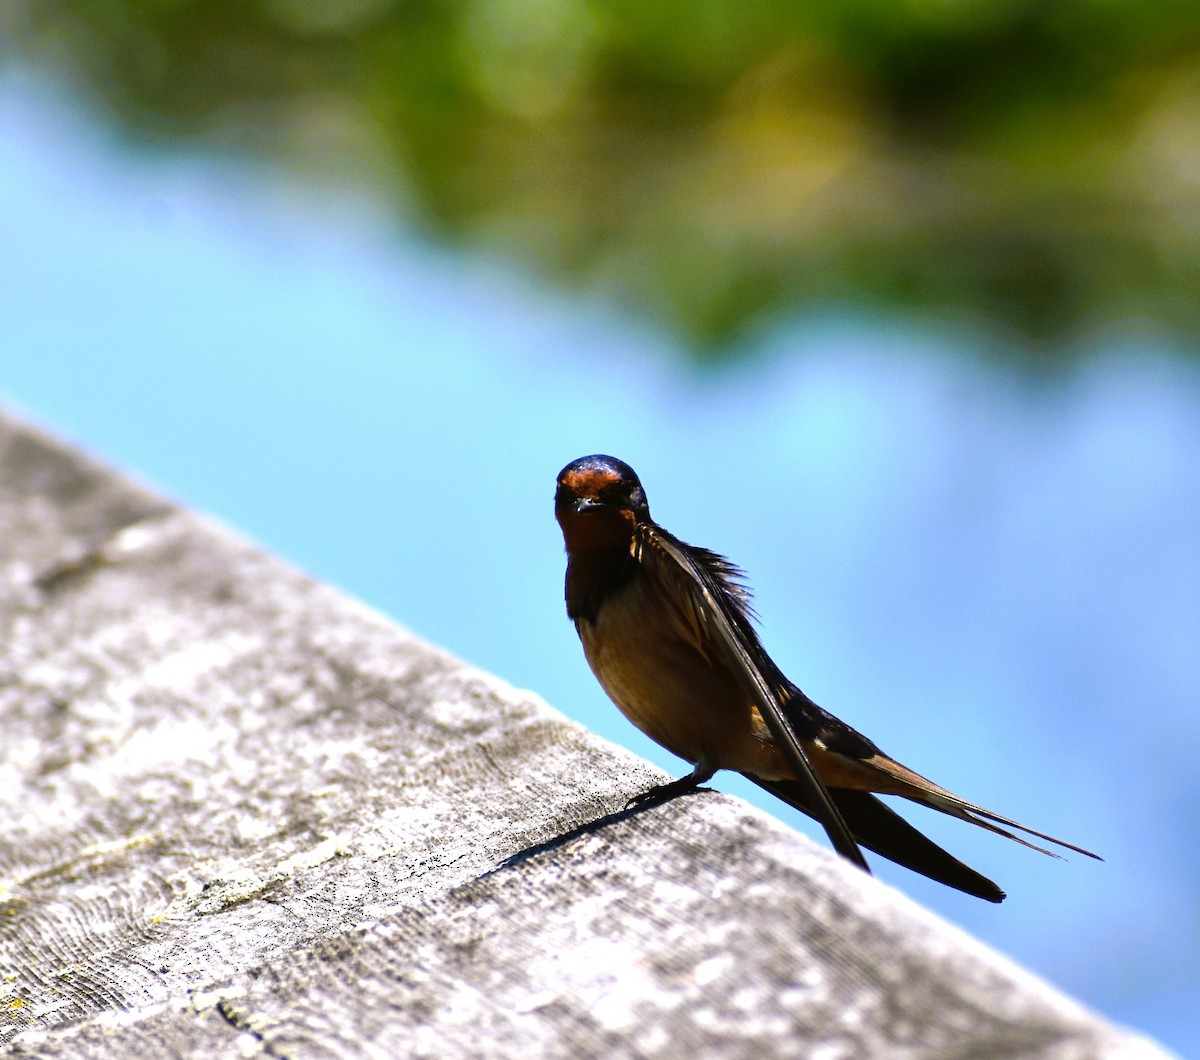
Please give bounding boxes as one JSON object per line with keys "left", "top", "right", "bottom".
{"left": 746, "top": 775, "right": 1007, "bottom": 903}
{"left": 913, "top": 788, "right": 1103, "bottom": 861}
{"left": 863, "top": 755, "right": 1104, "bottom": 862}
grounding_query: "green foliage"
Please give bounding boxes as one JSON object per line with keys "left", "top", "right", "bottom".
{"left": 9, "top": 0, "right": 1200, "bottom": 352}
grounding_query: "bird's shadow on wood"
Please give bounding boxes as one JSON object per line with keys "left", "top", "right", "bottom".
{"left": 488, "top": 787, "right": 713, "bottom": 876}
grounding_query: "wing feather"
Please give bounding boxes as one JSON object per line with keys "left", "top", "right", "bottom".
{"left": 746, "top": 776, "right": 1006, "bottom": 902}
{"left": 634, "top": 524, "right": 870, "bottom": 872}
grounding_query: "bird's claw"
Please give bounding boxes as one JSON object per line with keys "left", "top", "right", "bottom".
{"left": 625, "top": 777, "right": 706, "bottom": 811}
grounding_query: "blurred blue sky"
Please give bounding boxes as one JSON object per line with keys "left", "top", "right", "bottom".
{"left": 3, "top": 69, "right": 1198, "bottom": 1053}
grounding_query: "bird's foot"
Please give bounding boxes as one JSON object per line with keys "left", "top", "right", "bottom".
{"left": 625, "top": 764, "right": 716, "bottom": 811}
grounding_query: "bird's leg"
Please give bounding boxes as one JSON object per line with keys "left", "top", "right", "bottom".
{"left": 627, "top": 760, "right": 716, "bottom": 809}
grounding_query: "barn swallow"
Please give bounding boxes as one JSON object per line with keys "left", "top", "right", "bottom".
{"left": 554, "top": 454, "right": 1100, "bottom": 902}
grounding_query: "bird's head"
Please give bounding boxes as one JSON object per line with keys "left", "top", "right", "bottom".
{"left": 555, "top": 454, "right": 650, "bottom": 551}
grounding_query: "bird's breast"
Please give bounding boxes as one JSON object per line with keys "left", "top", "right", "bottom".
{"left": 576, "top": 569, "right": 776, "bottom": 773}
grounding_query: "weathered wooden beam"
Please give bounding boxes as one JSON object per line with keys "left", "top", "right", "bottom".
{"left": 0, "top": 407, "right": 1166, "bottom": 1057}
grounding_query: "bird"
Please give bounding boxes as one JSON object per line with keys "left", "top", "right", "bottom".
{"left": 554, "top": 453, "right": 1101, "bottom": 903}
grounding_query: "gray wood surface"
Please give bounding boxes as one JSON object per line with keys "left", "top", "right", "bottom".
{"left": 0, "top": 408, "right": 1168, "bottom": 1057}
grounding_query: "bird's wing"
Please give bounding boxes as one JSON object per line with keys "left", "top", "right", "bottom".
{"left": 634, "top": 523, "right": 870, "bottom": 871}
{"left": 745, "top": 775, "right": 1006, "bottom": 902}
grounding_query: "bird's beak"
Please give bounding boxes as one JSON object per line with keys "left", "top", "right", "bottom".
{"left": 571, "top": 496, "right": 602, "bottom": 515}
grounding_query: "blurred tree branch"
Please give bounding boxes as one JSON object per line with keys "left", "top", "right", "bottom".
{"left": 7, "top": 0, "right": 1200, "bottom": 356}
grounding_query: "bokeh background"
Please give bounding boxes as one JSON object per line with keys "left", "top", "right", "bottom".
{"left": 2, "top": 1, "right": 1198, "bottom": 1051}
